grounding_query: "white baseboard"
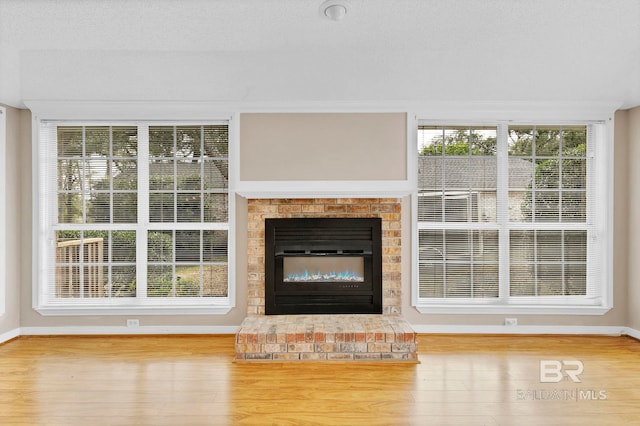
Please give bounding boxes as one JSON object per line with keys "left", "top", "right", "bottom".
{"left": 0, "top": 327, "right": 20, "bottom": 344}
{"left": 623, "top": 326, "right": 640, "bottom": 340}
{"left": 7, "top": 324, "right": 640, "bottom": 339}
{"left": 410, "top": 324, "right": 628, "bottom": 336}
{"left": 20, "top": 325, "right": 239, "bottom": 336}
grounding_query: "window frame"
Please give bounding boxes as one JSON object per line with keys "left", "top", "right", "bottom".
{"left": 412, "top": 119, "right": 613, "bottom": 315}
{"left": 0, "top": 106, "right": 5, "bottom": 316}
{"left": 33, "top": 117, "right": 236, "bottom": 316}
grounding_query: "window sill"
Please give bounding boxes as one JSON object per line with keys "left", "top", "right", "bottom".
{"left": 414, "top": 304, "right": 612, "bottom": 315}
{"left": 34, "top": 304, "right": 234, "bottom": 316}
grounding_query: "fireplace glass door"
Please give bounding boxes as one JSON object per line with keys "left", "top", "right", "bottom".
{"left": 283, "top": 257, "right": 365, "bottom": 283}
{"left": 265, "top": 217, "right": 382, "bottom": 315}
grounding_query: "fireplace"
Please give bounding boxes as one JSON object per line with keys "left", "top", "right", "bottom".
{"left": 237, "top": 199, "right": 416, "bottom": 361}
{"left": 265, "top": 217, "right": 383, "bottom": 315}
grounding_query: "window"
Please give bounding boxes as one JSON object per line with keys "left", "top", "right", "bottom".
{"left": 415, "top": 122, "right": 610, "bottom": 314}
{"left": 36, "top": 122, "right": 232, "bottom": 314}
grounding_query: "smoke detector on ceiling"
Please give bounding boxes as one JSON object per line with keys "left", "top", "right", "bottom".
{"left": 319, "top": 0, "right": 350, "bottom": 21}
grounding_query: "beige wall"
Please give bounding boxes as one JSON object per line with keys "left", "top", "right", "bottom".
{"left": 9, "top": 110, "right": 638, "bottom": 332}
{"left": 240, "top": 113, "right": 407, "bottom": 181}
{"left": 627, "top": 107, "right": 640, "bottom": 330}
{"left": 0, "top": 105, "right": 26, "bottom": 336}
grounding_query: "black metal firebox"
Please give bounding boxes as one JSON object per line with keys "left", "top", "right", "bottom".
{"left": 264, "top": 217, "right": 383, "bottom": 315}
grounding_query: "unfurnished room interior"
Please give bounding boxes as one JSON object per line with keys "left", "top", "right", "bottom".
{"left": 1, "top": 0, "right": 640, "bottom": 425}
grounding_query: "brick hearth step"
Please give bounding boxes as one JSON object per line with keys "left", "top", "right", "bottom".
{"left": 235, "top": 314, "right": 417, "bottom": 362}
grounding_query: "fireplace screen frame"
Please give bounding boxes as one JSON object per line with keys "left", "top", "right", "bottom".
{"left": 265, "top": 217, "right": 383, "bottom": 315}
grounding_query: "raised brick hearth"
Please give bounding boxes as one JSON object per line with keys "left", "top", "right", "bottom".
{"left": 235, "top": 198, "right": 417, "bottom": 361}
{"left": 236, "top": 314, "right": 417, "bottom": 361}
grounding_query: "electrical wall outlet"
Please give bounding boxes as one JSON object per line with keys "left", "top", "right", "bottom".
{"left": 504, "top": 318, "right": 518, "bottom": 326}
{"left": 126, "top": 319, "right": 140, "bottom": 327}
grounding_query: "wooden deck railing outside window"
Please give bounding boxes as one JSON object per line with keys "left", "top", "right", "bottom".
{"left": 56, "top": 238, "right": 104, "bottom": 298}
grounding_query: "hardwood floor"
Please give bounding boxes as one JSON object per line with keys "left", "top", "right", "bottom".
{"left": 1, "top": 334, "right": 639, "bottom": 425}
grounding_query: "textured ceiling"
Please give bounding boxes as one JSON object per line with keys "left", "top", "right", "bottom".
{"left": 1, "top": 0, "right": 639, "bottom": 109}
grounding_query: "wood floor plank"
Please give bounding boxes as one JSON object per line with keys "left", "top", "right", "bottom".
{"left": 1, "top": 334, "right": 639, "bottom": 425}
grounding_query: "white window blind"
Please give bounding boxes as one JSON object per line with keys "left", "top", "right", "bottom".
{"left": 416, "top": 123, "right": 608, "bottom": 311}
{"left": 36, "top": 121, "right": 231, "bottom": 311}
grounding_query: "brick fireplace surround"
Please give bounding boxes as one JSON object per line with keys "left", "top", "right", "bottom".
{"left": 235, "top": 198, "right": 417, "bottom": 361}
